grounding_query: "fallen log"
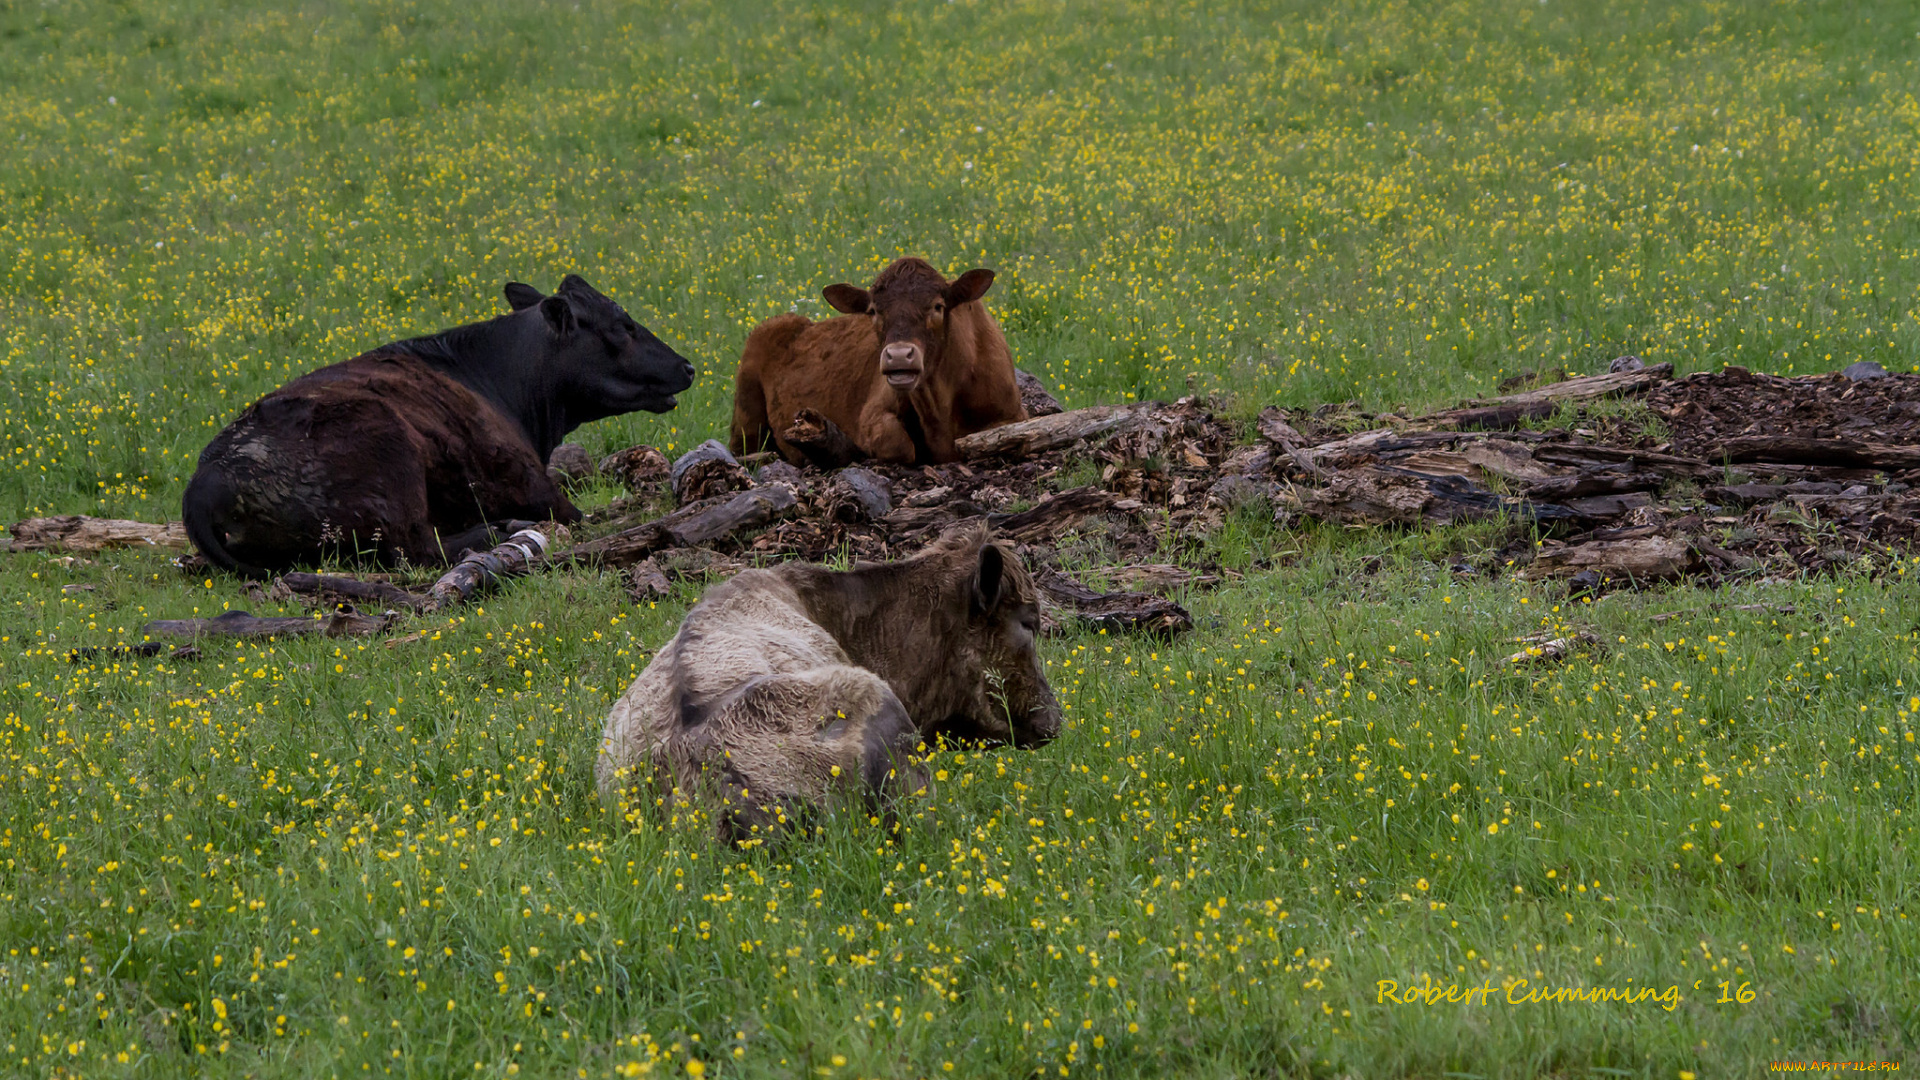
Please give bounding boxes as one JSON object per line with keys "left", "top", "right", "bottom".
{"left": 1256, "top": 407, "right": 1334, "bottom": 480}
{"left": 823, "top": 467, "right": 892, "bottom": 523}
{"left": 1522, "top": 470, "right": 1664, "bottom": 502}
{"left": 1529, "top": 443, "right": 1716, "bottom": 480}
{"left": 627, "top": 557, "right": 673, "bottom": 602}
{"left": 9, "top": 515, "right": 190, "bottom": 553}
{"left": 1298, "top": 468, "right": 1578, "bottom": 526}
{"left": 956, "top": 403, "right": 1159, "bottom": 460}
{"left": 278, "top": 572, "right": 429, "bottom": 611}
{"left": 1518, "top": 535, "right": 1701, "bottom": 582}
{"left": 987, "top": 487, "right": 1117, "bottom": 544}
{"left": 1015, "top": 369, "right": 1065, "bottom": 418}
{"left": 599, "top": 445, "right": 671, "bottom": 492}
{"left": 1419, "top": 363, "right": 1675, "bottom": 430}
{"left": 1422, "top": 400, "right": 1559, "bottom": 431}
{"left": 423, "top": 528, "right": 550, "bottom": 612}
{"left": 670, "top": 441, "right": 754, "bottom": 504}
{"left": 782, "top": 408, "right": 865, "bottom": 469}
{"left": 1034, "top": 570, "right": 1193, "bottom": 638}
{"left": 1463, "top": 440, "right": 1565, "bottom": 485}
{"left": 1709, "top": 437, "right": 1920, "bottom": 471}
{"left": 1562, "top": 492, "right": 1656, "bottom": 520}
{"left": 568, "top": 485, "right": 798, "bottom": 567}
{"left": 143, "top": 606, "right": 400, "bottom": 641}
{"left": 1504, "top": 631, "right": 1599, "bottom": 666}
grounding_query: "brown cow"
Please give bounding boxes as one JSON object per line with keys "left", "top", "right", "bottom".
{"left": 729, "top": 258, "right": 1027, "bottom": 465}
{"left": 596, "top": 524, "right": 1061, "bottom": 842}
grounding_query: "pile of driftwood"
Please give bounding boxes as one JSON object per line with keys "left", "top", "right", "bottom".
{"left": 16, "top": 359, "right": 1920, "bottom": 649}
{"left": 552, "top": 359, "right": 1920, "bottom": 604}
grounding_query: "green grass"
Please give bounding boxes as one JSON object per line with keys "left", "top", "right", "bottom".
{"left": 3, "top": 0, "right": 1919, "bottom": 1075}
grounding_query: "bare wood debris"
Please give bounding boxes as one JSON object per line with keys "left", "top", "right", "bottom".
{"left": 41, "top": 360, "right": 1920, "bottom": 656}
{"left": 8, "top": 516, "right": 190, "bottom": 553}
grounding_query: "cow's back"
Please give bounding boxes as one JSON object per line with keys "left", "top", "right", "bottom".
{"left": 595, "top": 569, "right": 845, "bottom": 795}
{"left": 936, "top": 301, "right": 1025, "bottom": 438}
{"left": 187, "top": 351, "right": 563, "bottom": 573}
{"left": 756, "top": 316, "right": 886, "bottom": 449}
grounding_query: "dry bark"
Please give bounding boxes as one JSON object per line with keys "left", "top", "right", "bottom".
{"left": 1256, "top": 407, "right": 1334, "bottom": 480}
{"left": 987, "top": 487, "right": 1117, "bottom": 544}
{"left": 1299, "top": 468, "right": 1577, "bottom": 526}
{"left": 1034, "top": 570, "right": 1193, "bottom": 637}
{"left": 143, "top": 606, "right": 399, "bottom": 640}
{"left": 598, "top": 445, "right": 671, "bottom": 492}
{"left": 278, "top": 572, "right": 428, "bottom": 611}
{"left": 1709, "top": 437, "right": 1920, "bottom": 471}
{"left": 1504, "top": 631, "right": 1600, "bottom": 665}
{"left": 1521, "top": 470, "right": 1664, "bottom": 501}
{"left": 568, "top": 485, "right": 798, "bottom": 567}
{"left": 782, "top": 408, "right": 866, "bottom": 469}
{"left": 824, "top": 467, "right": 893, "bottom": 523}
{"left": 671, "top": 441, "right": 754, "bottom": 504}
{"left": 9, "top": 516, "right": 190, "bottom": 553}
{"left": 956, "top": 403, "right": 1159, "bottom": 459}
{"left": 423, "top": 528, "right": 552, "bottom": 612}
{"left": 1015, "top": 369, "right": 1065, "bottom": 417}
{"left": 1519, "top": 535, "right": 1701, "bottom": 582}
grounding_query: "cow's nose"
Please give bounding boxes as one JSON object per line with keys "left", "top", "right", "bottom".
{"left": 881, "top": 343, "right": 920, "bottom": 368}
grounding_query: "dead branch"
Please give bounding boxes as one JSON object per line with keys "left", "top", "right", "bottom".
{"left": 956, "top": 403, "right": 1160, "bottom": 460}
{"left": 9, "top": 516, "right": 190, "bottom": 553}
{"left": 782, "top": 408, "right": 866, "bottom": 469}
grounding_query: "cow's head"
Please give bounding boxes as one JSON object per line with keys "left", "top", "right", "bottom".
{"left": 821, "top": 258, "right": 994, "bottom": 393}
{"left": 922, "top": 524, "right": 1061, "bottom": 748}
{"left": 504, "top": 275, "right": 696, "bottom": 417}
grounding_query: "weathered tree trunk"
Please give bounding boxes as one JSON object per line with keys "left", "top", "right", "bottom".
{"left": 1255, "top": 407, "right": 1333, "bottom": 479}
{"left": 1709, "top": 437, "right": 1920, "bottom": 470}
{"left": 278, "top": 572, "right": 429, "bottom": 611}
{"left": 423, "top": 528, "right": 551, "bottom": 612}
{"left": 567, "top": 485, "right": 798, "bottom": 567}
{"left": 1518, "top": 535, "right": 1700, "bottom": 582}
{"left": 1417, "top": 363, "right": 1675, "bottom": 430}
{"left": 1521, "top": 470, "right": 1664, "bottom": 501}
{"left": 9, "top": 516, "right": 190, "bottom": 552}
{"left": 143, "top": 607, "right": 399, "bottom": 640}
{"left": 956, "top": 403, "right": 1159, "bottom": 459}
{"left": 1034, "top": 570, "right": 1193, "bottom": 637}
{"left": 671, "top": 441, "right": 754, "bottom": 504}
{"left": 1015, "top": 369, "right": 1065, "bottom": 417}
{"left": 986, "top": 487, "right": 1117, "bottom": 543}
{"left": 782, "top": 408, "right": 866, "bottom": 469}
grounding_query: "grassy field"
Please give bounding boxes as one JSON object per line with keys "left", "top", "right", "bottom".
{"left": 3, "top": 0, "right": 1920, "bottom": 1075}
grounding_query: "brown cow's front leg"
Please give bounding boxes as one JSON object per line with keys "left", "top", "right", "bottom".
{"left": 856, "top": 397, "right": 919, "bottom": 464}
{"left": 911, "top": 385, "right": 961, "bottom": 463}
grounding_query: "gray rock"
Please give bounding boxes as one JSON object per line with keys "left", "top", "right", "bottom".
{"left": 1609, "top": 355, "right": 1645, "bottom": 373}
{"left": 826, "top": 466, "right": 893, "bottom": 522}
{"left": 599, "top": 445, "right": 670, "bottom": 492}
{"left": 1841, "top": 360, "right": 1888, "bottom": 381}
{"left": 547, "top": 443, "right": 595, "bottom": 482}
{"left": 755, "top": 460, "right": 806, "bottom": 488}
{"left": 670, "top": 440, "right": 753, "bottom": 504}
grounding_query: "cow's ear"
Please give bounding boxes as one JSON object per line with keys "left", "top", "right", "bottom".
{"left": 539, "top": 295, "right": 577, "bottom": 338}
{"left": 558, "top": 273, "right": 592, "bottom": 294}
{"left": 972, "top": 542, "right": 1006, "bottom": 614}
{"left": 945, "top": 269, "right": 995, "bottom": 307}
{"left": 504, "top": 282, "right": 544, "bottom": 311}
{"left": 822, "top": 284, "right": 871, "bottom": 315}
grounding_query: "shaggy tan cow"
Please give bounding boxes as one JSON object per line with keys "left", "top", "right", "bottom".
{"left": 596, "top": 525, "right": 1059, "bottom": 841}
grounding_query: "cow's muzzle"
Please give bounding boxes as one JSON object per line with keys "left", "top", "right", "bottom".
{"left": 880, "top": 342, "right": 923, "bottom": 390}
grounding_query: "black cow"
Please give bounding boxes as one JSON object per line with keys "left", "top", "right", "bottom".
{"left": 183, "top": 275, "right": 694, "bottom": 576}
